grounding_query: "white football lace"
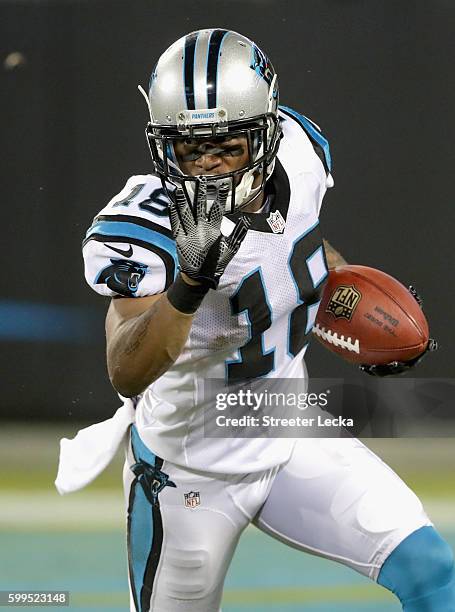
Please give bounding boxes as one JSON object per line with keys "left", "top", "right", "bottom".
{"left": 312, "top": 323, "right": 360, "bottom": 354}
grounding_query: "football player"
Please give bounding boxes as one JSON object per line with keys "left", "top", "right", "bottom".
{"left": 72, "top": 29, "right": 453, "bottom": 611}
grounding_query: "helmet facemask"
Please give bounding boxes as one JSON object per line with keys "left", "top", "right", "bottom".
{"left": 145, "top": 112, "right": 281, "bottom": 214}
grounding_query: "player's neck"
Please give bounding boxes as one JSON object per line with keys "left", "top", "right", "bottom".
{"left": 241, "top": 189, "right": 265, "bottom": 213}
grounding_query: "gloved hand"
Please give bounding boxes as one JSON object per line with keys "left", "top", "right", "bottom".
{"left": 168, "top": 178, "right": 250, "bottom": 289}
{"left": 360, "top": 285, "right": 438, "bottom": 376}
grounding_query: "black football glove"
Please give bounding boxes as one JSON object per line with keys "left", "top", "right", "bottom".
{"left": 360, "top": 285, "right": 438, "bottom": 377}
{"left": 168, "top": 178, "right": 251, "bottom": 289}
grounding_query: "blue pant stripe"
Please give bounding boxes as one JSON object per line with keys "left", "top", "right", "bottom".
{"left": 129, "top": 483, "right": 154, "bottom": 611}
{"left": 128, "top": 426, "right": 165, "bottom": 611}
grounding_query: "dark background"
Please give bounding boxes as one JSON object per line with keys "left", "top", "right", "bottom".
{"left": 1, "top": 0, "right": 454, "bottom": 421}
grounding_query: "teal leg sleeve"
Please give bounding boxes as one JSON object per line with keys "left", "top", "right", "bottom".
{"left": 378, "top": 526, "right": 455, "bottom": 611}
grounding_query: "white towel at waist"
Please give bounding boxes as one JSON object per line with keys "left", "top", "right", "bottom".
{"left": 55, "top": 398, "right": 135, "bottom": 495}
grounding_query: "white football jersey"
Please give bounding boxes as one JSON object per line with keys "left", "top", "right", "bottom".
{"left": 83, "top": 108, "right": 333, "bottom": 473}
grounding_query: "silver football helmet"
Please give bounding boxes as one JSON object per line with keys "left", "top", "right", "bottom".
{"left": 141, "top": 29, "right": 282, "bottom": 213}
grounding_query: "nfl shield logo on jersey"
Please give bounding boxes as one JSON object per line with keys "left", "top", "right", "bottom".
{"left": 266, "top": 210, "right": 286, "bottom": 234}
{"left": 184, "top": 491, "right": 201, "bottom": 508}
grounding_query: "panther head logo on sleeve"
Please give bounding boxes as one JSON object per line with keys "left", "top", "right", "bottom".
{"left": 96, "top": 259, "right": 148, "bottom": 297}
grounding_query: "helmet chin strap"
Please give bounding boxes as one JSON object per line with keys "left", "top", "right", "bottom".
{"left": 181, "top": 154, "right": 276, "bottom": 214}
{"left": 226, "top": 170, "right": 257, "bottom": 211}
{"left": 233, "top": 158, "right": 276, "bottom": 212}
{"left": 184, "top": 169, "right": 259, "bottom": 213}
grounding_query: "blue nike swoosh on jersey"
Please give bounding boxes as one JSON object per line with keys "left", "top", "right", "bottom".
{"left": 104, "top": 243, "right": 134, "bottom": 257}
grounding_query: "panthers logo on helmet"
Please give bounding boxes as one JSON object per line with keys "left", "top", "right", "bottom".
{"left": 250, "top": 44, "right": 275, "bottom": 88}
{"left": 96, "top": 258, "right": 147, "bottom": 297}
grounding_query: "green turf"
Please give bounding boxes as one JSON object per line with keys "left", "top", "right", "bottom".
{"left": 2, "top": 528, "right": 454, "bottom": 611}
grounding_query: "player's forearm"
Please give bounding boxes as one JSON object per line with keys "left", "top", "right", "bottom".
{"left": 323, "top": 239, "right": 347, "bottom": 269}
{"left": 107, "top": 294, "right": 194, "bottom": 397}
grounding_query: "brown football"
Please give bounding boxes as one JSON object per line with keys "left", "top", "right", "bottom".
{"left": 313, "top": 265, "right": 430, "bottom": 365}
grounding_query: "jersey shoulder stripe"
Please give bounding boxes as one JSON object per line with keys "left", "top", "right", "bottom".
{"left": 84, "top": 213, "right": 178, "bottom": 289}
{"left": 84, "top": 213, "right": 174, "bottom": 244}
{"left": 279, "top": 105, "right": 332, "bottom": 173}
